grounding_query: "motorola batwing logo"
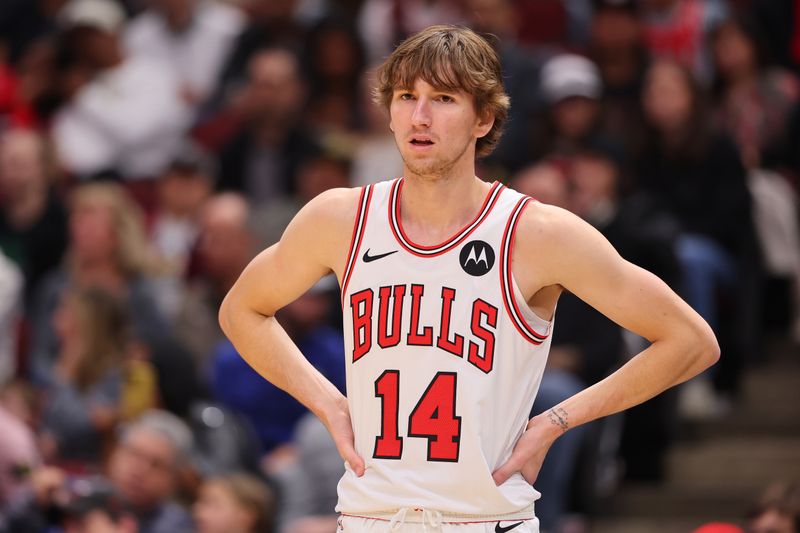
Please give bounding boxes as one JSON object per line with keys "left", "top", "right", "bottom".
{"left": 459, "top": 240, "right": 495, "bottom": 276}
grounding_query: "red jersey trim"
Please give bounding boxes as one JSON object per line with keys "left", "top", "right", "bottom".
{"left": 341, "top": 185, "right": 374, "bottom": 306}
{"left": 388, "top": 178, "right": 505, "bottom": 258}
{"left": 499, "top": 197, "right": 551, "bottom": 345}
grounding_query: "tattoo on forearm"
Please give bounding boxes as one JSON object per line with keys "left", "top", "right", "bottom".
{"left": 547, "top": 408, "right": 569, "bottom": 432}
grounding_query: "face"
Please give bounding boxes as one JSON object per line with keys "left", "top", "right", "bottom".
{"left": 570, "top": 154, "right": 618, "bottom": 217}
{"left": 552, "top": 97, "right": 599, "bottom": 140}
{"left": 246, "top": 51, "right": 305, "bottom": 122}
{"left": 0, "top": 131, "right": 46, "bottom": 196}
{"left": 642, "top": 61, "right": 693, "bottom": 133}
{"left": 53, "top": 293, "right": 81, "bottom": 343}
{"left": 108, "top": 429, "right": 177, "bottom": 510}
{"left": 197, "top": 199, "right": 251, "bottom": 280}
{"left": 712, "top": 24, "right": 756, "bottom": 80}
{"left": 69, "top": 201, "right": 117, "bottom": 265}
{"left": 157, "top": 171, "right": 211, "bottom": 217}
{"left": 389, "top": 78, "right": 492, "bottom": 180}
{"left": 193, "top": 481, "right": 256, "bottom": 533}
{"left": 749, "top": 509, "right": 797, "bottom": 533}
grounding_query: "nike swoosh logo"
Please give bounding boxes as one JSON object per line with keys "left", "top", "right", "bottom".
{"left": 362, "top": 249, "right": 398, "bottom": 263}
{"left": 495, "top": 522, "right": 524, "bottom": 533}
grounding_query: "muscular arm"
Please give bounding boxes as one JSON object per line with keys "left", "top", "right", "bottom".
{"left": 493, "top": 204, "right": 719, "bottom": 484}
{"left": 218, "top": 187, "right": 365, "bottom": 474}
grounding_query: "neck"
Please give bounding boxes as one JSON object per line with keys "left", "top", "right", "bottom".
{"left": 74, "top": 259, "right": 125, "bottom": 289}
{"left": 398, "top": 173, "right": 491, "bottom": 245}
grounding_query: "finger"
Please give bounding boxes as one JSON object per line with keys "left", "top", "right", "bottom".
{"left": 491, "top": 457, "right": 519, "bottom": 486}
{"left": 336, "top": 439, "right": 365, "bottom": 476}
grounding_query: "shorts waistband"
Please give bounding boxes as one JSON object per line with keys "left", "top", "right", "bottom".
{"left": 340, "top": 504, "right": 535, "bottom": 524}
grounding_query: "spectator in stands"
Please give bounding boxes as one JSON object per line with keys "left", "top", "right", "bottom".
{"left": 636, "top": 59, "right": 759, "bottom": 416}
{"left": 747, "top": 482, "right": 800, "bottom": 533}
{"left": 529, "top": 54, "right": 604, "bottom": 164}
{"left": 39, "top": 286, "right": 128, "bottom": 467}
{"left": 0, "top": 129, "right": 68, "bottom": 305}
{"left": 124, "top": 0, "right": 245, "bottom": 112}
{"left": 710, "top": 15, "right": 800, "bottom": 171}
{"left": 211, "top": 0, "right": 308, "bottom": 106}
{"left": 52, "top": 0, "right": 192, "bottom": 181}
{"left": 173, "top": 193, "right": 253, "bottom": 376}
{"left": 8, "top": 409, "right": 193, "bottom": 533}
{"left": 149, "top": 140, "right": 215, "bottom": 320}
{"left": 214, "top": 48, "right": 317, "bottom": 206}
{"left": 211, "top": 276, "right": 345, "bottom": 473}
{"left": 588, "top": 0, "right": 650, "bottom": 164}
{"left": 0, "top": 401, "right": 39, "bottom": 529}
{"left": 29, "top": 182, "right": 168, "bottom": 383}
{"left": 710, "top": 15, "right": 800, "bottom": 343}
{"left": 301, "top": 16, "right": 367, "bottom": 136}
{"left": 106, "top": 410, "right": 195, "bottom": 533}
{"left": 193, "top": 472, "right": 275, "bottom": 533}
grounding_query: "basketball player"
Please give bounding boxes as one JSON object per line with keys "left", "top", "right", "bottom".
{"left": 219, "top": 25, "right": 719, "bottom": 532}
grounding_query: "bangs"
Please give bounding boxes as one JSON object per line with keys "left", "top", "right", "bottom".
{"left": 388, "top": 48, "right": 471, "bottom": 95}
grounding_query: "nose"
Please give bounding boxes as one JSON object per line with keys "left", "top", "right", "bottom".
{"left": 411, "top": 98, "right": 431, "bottom": 128}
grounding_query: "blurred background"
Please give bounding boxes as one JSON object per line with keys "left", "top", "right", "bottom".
{"left": 0, "top": 0, "right": 799, "bottom": 532}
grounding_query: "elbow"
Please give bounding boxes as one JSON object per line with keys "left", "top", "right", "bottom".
{"left": 217, "top": 291, "right": 235, "bottom": 339}
{"left": 694, "top": 326, "right": 721, "bottom": 372}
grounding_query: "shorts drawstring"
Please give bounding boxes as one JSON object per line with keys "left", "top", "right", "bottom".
{"left": 389, "top": 507, "right": 443, "bottom": 531}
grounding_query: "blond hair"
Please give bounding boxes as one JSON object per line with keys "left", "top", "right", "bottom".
{"left": 69, "top": 182, "right": 161, "bottom": 278}
{"left": 373, "top": 25, "right": 510, "bottom": 158}
{"left": 211, "top": 473, "right": 275, "bottom": 533}
{"left": 64, "top": 286, "right": 129, "bottom": 392}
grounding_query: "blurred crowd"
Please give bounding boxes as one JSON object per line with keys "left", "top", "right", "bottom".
{"left": 1, "top": 0, "right": 800, "bottom": 532}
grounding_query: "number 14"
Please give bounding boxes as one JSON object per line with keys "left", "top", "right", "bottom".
{"left": 373, "top": 370, "right": 462, "bottom": 462}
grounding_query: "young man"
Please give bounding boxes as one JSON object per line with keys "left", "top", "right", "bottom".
{"left": 219, "top": 25, "right": 719, "bottom": 532}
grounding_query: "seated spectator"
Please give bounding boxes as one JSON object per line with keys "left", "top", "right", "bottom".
{"left": 210, "top": 277, "right": 345, "bottom": 472}
{"left": 29, "top": 182, "right": 168, "bottom": 383}
{"left": 301, "top": 16, "right": 367, "bottom": 137}
{"left": 636, "top": 59, "right": 759, "bottom": 416}
{"left": 0, "top": 403, "right": 40, "bottom": 528}
{"left": 193, "top": 472, "right": 275, "bottom": 533}
{"left": 106, "top": 410, "right": 195, "bottom": 533}
{"left": 747, "top": 482, "right": 800, "bottom": 533}
{"left": 212, "top": 48, "right": 318, "bottom": 206}
{"left": 52, "top": 0, "right": 192, "bottom": 181}
{"left": 39, "top": 287, "right": 128, "bottom": 467}
{"left": 8, "top": 409, "right": 194, "bottom": 533}
{"left": 0, "top": 129, "right": 68, "bottom": 305}
{"left": 709, "top": 15, "right": 800, "bottom": 342}
{"left": 124, "top": 0, "right": 245, "bottom": 111}
{"left": 173, "top": 193, "right": 254, "bottom": 375}
{"left": 149, "top": 141, "right": 214, "bottom": 320}
{"left": 528, "top": 54, "right": 604, "bottom": 166}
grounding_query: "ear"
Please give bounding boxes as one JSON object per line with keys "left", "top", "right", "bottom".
{"left": 474, "top": 111, "right": 494, "bottom": 139}
{"left": 389, "top": 120, "right": 394, "bottom": 133}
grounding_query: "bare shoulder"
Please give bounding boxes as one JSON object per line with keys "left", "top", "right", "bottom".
{"left": 513, "top": 201, "right": 621, "bottom": 291}
{"left": 280, "top": 186, "right": 365, "bottom": 276}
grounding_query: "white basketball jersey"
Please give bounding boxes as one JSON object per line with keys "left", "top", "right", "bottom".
{"left": 336, "top": 178, "right": 554, "bottom": 518}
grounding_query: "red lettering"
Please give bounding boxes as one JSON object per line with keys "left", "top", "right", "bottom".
{"left": 436, "top": 287, "right": 464, "bottom": 357}
{"left": 350, "top": 289, "right": 374, "bottom": 362}
{"left": 378, "top": 285, "right": 406, "bottom": 349}
{"left": 468, "top": 299, "right": 497, "bottom": 373}
{"left": 407, "top": 284, "right": 433, "bottom": 346}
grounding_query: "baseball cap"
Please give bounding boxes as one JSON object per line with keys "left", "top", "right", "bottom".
{"left": 165, "top": 140, "right": 216, "bottom": 179}
{"left": 540, "top": 54, "right": 602, "bottom": 104}
{"left": 59, "top": 0, "right": 126, "bottom": 33}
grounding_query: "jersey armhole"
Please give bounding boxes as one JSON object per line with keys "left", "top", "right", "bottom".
{"left": 499, "top": 196, "right": 553, "bottom": 345}
{"left": 340, "top": 184, "right": 374, "bottom": 306}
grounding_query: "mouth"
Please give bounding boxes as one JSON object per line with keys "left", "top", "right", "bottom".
{"left": 409, "top": 136, "right": 435, "bottom": 148}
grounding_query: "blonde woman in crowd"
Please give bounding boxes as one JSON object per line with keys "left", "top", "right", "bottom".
{"left": 28, "top": 182, "right": 168, "bottom": 383}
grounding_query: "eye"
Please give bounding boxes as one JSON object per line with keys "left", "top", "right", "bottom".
{"left": 398, "top": 92, "right": 414, "bottom": 101}
{"left": 437, "top": 94, "right": 455, "bottom": 103}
